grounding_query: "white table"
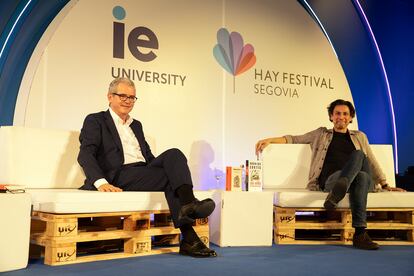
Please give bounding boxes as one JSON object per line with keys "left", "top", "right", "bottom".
{"left": 0, "top": 193, "right": 31, "bottom": 272}
{"left": 209, "top": 190, "right": 274, "bottom": 246}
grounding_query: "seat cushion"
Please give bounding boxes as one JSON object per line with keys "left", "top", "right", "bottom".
{"left": 27, "top": 189, "right": 214, "bottom": 213}
{"left": 266, "top": 188, "right": 414, "bottom": 208}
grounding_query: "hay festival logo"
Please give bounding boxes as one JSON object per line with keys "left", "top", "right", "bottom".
{"left": 213, "top": 28, "right": 256, "bottom": 94}
{"left": 253, "top": 69, "right": 334, "bottom": 98}
{"left": 212, "top": 28, "right": 333, "bottom": 98}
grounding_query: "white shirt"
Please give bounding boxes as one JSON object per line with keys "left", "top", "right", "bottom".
{"left": 94, "top": 108, "right": 146, "bottom": 189}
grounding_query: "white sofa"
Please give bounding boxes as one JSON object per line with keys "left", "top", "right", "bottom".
{"left": 262, "top": 144, "right": 414, "bottom": 208}
{"left": 0, "top": 126, "right": 212, "bottom": 213}
{"left": 0, "top": 126, "right": 215, "bottom": 265}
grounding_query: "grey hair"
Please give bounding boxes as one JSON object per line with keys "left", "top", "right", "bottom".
{"left": 108, "top": 77, "right": 135, "bottom": 94}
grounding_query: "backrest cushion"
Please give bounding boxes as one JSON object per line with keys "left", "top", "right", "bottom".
{"left": 0, "top": 126, "right": 84, "bottom": 188}
{"left": 262, "top": 144, "right": 395, "bottom": 189}
{"left": 0, "top": 126, "right": 157, "bottom": 188}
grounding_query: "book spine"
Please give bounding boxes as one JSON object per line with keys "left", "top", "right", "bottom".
{"left": 226, "top": 166, "right": 232, "bottom": 191}
{"left": 245, "top": 160, "right": 249, "bottom": 191}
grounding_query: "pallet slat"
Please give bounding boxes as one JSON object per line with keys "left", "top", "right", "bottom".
{"left": 30, "top": 210, "right": 209, "bottom": 265}
{"left": 48, "top": 248, "right": 180, "bottom": 266}
{"left": 274, "top": 206, "right": 414, "bottom": 245}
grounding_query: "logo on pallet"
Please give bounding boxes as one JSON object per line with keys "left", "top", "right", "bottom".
{"left": 276, "top": 233, "right": 294, "bottom": 241}
{"left": 279, "top": 216, "right": 294, "bottom": 223}
{"left": 56, "top": 249, "right": 76, "bottom": 262}
{"left": 135, "top": 241, "right": 150, "bottom": 253}
{"left": 57, "top": 225, "right": 77, "bottom": 236}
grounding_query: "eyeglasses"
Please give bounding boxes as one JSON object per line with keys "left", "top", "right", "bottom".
{"left": 112, "top": 93, "right": 137, "bottom": 103}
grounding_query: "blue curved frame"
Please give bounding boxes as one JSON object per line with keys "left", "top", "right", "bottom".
{"left": 298, "top": 0, "right": 397, "bottom": 171}
{"left": 0, "top": 0, "right": 69, "bottom": 126}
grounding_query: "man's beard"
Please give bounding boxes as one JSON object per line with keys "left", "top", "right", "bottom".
{"left": 335, "top": 121, "right": 347, "bottom": 129}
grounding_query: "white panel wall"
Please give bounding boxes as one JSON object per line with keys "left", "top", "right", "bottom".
{"left": 15, "top": 0, "right": 356, "bottom": 190}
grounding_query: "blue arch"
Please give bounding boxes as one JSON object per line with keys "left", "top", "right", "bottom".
{"left": 298, "top": 0, "right": 397, "bottom": 170}
{"left": 0, "top": 0, "right": 69, "bottom": 126}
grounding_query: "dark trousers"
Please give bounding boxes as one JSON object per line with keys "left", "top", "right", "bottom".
{"left": 115, "top": 148, "right": 192, "bottom": 228}
{"left": 324, "top": 150, "right": 375, "bottom": 228}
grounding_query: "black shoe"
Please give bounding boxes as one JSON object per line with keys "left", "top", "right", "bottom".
{"left": 179, "top": 239, "right": 217, "bottom": 258}
{"left": 324, "top": 177, "right": 349, "bottom": 210}
{"left": 178, "top": 198, "right": 215, "bottom": 225}
{"left": 353, "top": 232, "right": 379, "bottom": 250}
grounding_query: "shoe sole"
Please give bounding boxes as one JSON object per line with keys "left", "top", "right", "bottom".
{"left": 178, "top": 216, "right": 195, "bottom": 225}
{"left": 179, "top": 250, "right": 217, "bottom": 258}
{"left": 352, "top": 244, "right": 380, "bottom": 250}
{"left": 194, "top": 200, "right": 215, "bottom": 219}
{"left": 178, "top": 199, "right": 216, "bottom": 226}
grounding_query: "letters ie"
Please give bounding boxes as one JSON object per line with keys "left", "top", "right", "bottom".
{"left": 113, "top": 22, "right": 159, "bottom": 62}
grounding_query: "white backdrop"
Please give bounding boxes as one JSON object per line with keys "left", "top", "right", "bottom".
{"left": 15, "top": 0, "right": 356, "bottom": 190}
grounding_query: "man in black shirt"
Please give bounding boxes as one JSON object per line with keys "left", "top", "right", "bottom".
{"left": 318, "top": 130, "right": 357, "bottom": 190}
{"left": 256, "top": 99, "right": 405, "bottom": 250}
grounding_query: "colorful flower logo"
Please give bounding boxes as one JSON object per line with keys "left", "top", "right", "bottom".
{"left": 213, "top": 28, "right": 256, "bottom": 93}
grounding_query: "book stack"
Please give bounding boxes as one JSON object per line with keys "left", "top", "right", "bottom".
{"left": 245, "top": 160, "right": 263, "bottom": 192}
{"left": 0, "top": 184, "right": 26, "bottom": 193}
{"left": 225, "top": 166, "right": 243, "bottom": 191}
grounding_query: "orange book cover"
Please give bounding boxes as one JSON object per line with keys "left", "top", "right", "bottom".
{"left": 226, "top": 166, "right": 232, "bottom": 191}
{"left": 225, "top": 167, "right": 242, "bottom": 191}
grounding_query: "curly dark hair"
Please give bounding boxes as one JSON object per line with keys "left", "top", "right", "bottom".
{"left": 327, "top": 99, "right": 355, "bottom": 122}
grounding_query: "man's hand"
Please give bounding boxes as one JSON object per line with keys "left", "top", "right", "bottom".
{"left": 255, "top": 137, "right": 287, "bottom": 156}
{"left": 255, "top": 139, "right": 272, "bottom": 156}
{"left": 383, "top": 186, "right": 406, "bottom": 192}
{"left": 381, "top": 182, "right": 406, "bottom": 192}
{"left": 98, "top": 183, "right": 123, "bottom": 192}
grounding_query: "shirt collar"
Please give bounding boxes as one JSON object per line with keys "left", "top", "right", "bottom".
{"left": 109, "top": 107, "right": 133, "bottom": 126}
{"left": 328, "top": 128, "right": 356, "bottom": 135}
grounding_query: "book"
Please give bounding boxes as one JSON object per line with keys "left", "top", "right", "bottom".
{"left": 226, "top": 166, "right": 243, "bottom": 191}
{"left": 245, "top": 160, "right": 263, "bottom": 192}
{"left": 0, "top": 184, "right": 26, "bottom": 193}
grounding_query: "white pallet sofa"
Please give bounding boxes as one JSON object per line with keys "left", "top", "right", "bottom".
{"left": 262, "top": 144, "right": 414, "bottom": 245}
{"left": 0, "top": 126, "right": 212, "bottom": 265}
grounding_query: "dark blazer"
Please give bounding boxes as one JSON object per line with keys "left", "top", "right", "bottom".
{"left": 77, "top": 110, "right": 155, "bottom": 190}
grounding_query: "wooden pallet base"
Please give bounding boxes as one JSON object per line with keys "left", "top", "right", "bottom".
{"left": 30, "top": 210, "right": 209, "bottom": 265}
{"left": 274, "top": 206, "right": 414, "bottom": 245}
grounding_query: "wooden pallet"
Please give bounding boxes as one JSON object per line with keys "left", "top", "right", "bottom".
{"left": 274, "top": 206, "right": 414, "bottom": 245}
{"left": 30, "top": 210, "right": 209, "bottom": 265}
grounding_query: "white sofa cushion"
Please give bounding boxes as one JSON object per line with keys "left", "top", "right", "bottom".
{"left": 262, "top": 144, "right": 414, "bottom": 208}
{"left": 267, "top": 188, "right": 414, "bottom": 208}
{"left": 28, "top": 189, "right": 214, "bottom": 213}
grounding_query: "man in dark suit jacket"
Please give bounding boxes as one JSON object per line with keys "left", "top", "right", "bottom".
{"left": 78, "top": 77, "right": 216, "bottom": 257}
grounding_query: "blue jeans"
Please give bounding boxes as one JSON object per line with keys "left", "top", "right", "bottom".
{"left": 324, "top": 150, "right": 374, "bottom": 228}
